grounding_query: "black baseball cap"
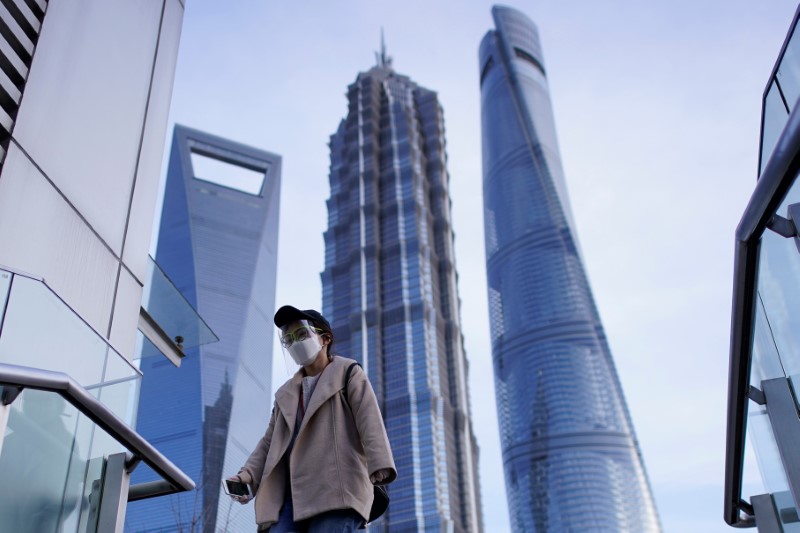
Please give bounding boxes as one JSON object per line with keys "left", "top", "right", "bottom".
{"left": 273, "top": 305, "right": 331, "bottom": 331}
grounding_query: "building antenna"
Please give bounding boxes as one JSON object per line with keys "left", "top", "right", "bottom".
{"left": 375, "top": 27, "right": 392, "bottom": 69}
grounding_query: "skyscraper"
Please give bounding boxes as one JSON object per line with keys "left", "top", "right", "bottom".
{"left": 126, "top": 125, "right": 281, "bottom": 532}
{"left": 479, "top": 6, "right": 661, "bottom": 531}
{"left": 321, "top": 46, "right": 483, "bottom": 532}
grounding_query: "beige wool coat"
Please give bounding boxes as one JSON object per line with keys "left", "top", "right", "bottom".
{"left": 237, "top": 355, "right": 396, "bottom": 529}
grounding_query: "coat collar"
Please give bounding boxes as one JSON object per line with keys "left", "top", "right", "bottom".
{"left": 273, "top": 356, "right": 350, "bottom": 432}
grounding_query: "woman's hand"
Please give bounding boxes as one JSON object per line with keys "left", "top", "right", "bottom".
{"left": 225, "top": 475, "right": 253, "bottom": 504}
{"left": 370, "top": 468, "right": 393, "bottom": 485}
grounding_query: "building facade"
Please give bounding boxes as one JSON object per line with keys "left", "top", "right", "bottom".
{"left": 126, "top": 125, "right": 281, "bottom": 532}
{"left": 479, "top": 6, "right": 661, "bottom": 531}
{"left": 321, "top": 50, "right": 483, "bottom": 532}
{"left": 725, "top": 6, "right": 800, "bottom": 531}
{"left": 0, "top": 1, "right": 192, "bottom": 530}
{"left": 0, "top": 0, "right": 183, "bottom": 364}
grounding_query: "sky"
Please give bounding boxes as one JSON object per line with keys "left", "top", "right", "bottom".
{"left": 156, "top": 1, "right": 800, "bottom": 531}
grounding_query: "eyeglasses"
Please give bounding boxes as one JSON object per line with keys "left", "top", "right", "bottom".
{"left": 280, "top": 326, "right": 323, "bottom": 348}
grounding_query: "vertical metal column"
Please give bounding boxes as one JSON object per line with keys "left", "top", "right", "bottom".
{"left": 0, "top": 385, "right": 22, "bottom": 457}
{"left": 752, "top": 494, "right": 784, "bottom": 533}
{"left": 95, "top": 453, "right": 131, "bottom": 533}
{"left": 762, "top": 377, "right": 800, "bottom": 516}
{"left": 0, "top": 402, "right": 8, "bottom": 457}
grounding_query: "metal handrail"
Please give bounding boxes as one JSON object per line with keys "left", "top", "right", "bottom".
{"left": 0, "top": 362, "right": 194, "bottom": 501}
{"left": 725, "top": 92, "right": 800, "bottom": 526}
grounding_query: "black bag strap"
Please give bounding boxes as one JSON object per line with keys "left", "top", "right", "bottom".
{"left": 342, "top": 360, "right": 390, "bottom": 524}
{"left": 342, "top": 362, "right": 361, "bottom": 410}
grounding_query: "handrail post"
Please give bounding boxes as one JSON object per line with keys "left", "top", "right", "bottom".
{"left": 0, "top": 401, "right": 7, "bottom": 457}
{"left": 0, "top": 384, "right": 22, "bottom": 457}
{"left": 751, "top": 494, "right": 784, "bottom": 533}
{"left": 96, "top": 453, "right": 130, "bottom": 533}
{"left": 763, "top": 378, "right": 800, "bottom": 512}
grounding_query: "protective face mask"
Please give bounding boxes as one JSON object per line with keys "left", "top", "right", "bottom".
{"left": 287, "top": 335, "right": 322, "bottom": 366}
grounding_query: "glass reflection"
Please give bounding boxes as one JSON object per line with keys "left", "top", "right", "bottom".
{"left": 0, "top": 390, "right": 84, "bottom": 532}
{"left": 751, "top": 293, "right": 786, "bottom": 385}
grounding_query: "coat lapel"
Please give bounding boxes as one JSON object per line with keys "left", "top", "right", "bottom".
{"left": 297, "top": 357, "right": 345, "bottom": 435}
{"left": 274, "top": 371, "right": 302, "bottom": 431}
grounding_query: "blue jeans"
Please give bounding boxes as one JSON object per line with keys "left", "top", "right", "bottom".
{"left": 270, "top": 500, "right": 363, "bottom": 533}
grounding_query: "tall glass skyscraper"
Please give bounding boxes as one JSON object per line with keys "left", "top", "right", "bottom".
{"left": 126, "top": 125, "right": 281, "bottom": 532}
{"left": 321, "top": 48, "right": 483, "bottom": 532}
{"left": 479, "top": 6, "right": 661, "bottom": 532}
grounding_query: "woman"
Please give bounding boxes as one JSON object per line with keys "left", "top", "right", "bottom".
{"left": 228, "top": 305, "right": 396, "bottom": 532}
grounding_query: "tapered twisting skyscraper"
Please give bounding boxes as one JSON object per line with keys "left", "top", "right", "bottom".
{"left": 479, "top": 6, "right": 661, "bottom": 531}
{"left": 321, "top": 45, "right": 483, "bottom": 532}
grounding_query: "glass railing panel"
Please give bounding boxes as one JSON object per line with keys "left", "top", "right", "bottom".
{"left": 94, "top": 350, "right": 141, "bottom": 426}
{"left": 777, "top": 26, "right": 800, "bottom": 114}
{"left": 756, "top": 225, "right": 800, "bottom": 397}
{"left": 102, "top": 347, "right": 140, "bottom": 384}
{"left": 0, "top": 388, "right": 146, "bottom": 533}
{"left": 0, "top": 389, "right": 94, "bottom": 532}
{"left": 142, "top": 256, "right": 217, "bottom": 354}
{"left": 0, "top": 273, "right": 107, "bottom": 385}
{"left": 746, "top": 172, "right": 800, "bottom": 522}
{"left": 91, "top": 376, "right": 141, "bottom": 436}
{"left": 741, "top": 434, "right": 767, "bottom": 516}
{"left": 748, "top": 403, "right": 790, "bottom": 496}
{"left": 762, "top": 80, "right": 791, "bottom": 175}
{"left": 0, "top": 269, "right": 142, "bottom": 424}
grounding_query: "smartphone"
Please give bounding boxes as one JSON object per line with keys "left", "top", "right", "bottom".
{"left": 223, "top": 479, "right": 252, "bottom": 498}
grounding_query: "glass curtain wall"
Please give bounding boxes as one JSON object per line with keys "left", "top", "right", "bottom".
{"left": 479, "top": 6, "right": 661, "bottom": 532}
{"left": 322, "top": 56, "right": 483, "bottom": 532}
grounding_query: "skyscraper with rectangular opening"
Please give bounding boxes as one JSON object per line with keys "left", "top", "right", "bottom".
{"left": 479, "top": 6, "right": 661, "bottom": 531}
{"left": 126, "top": 125, "right": 281, "bottom": 532}
{"left": 321, "top": 50, "right": 483, "bottom": 532}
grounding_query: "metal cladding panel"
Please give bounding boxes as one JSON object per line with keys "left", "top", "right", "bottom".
{"left": 0, "top": 144, "right": 117, "bottom": 335}
{"left": 0, "top": 1, "right": 180, "bottom": 345}
{"left": 12, "top": 0, "right": 164, "bottom": 255}
{"left": 322, "top": 66, "right": 483, "bottom": 533}
{"left": 127, "top": 125, "right": 280, "bottom": 532}
{"left": 480, "top": 6, "right": 661, "bottom": 532}
{"left": 123, "top": 0, "right": 185, "bottom": 282}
